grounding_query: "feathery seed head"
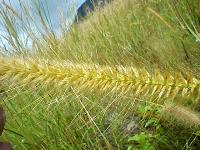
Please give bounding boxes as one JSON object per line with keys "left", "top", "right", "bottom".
{"left": 161, "top": 103, "right": 200, "bottom": 128}
{"left": 0, "top": 57, "right": 199, "bottom": 100}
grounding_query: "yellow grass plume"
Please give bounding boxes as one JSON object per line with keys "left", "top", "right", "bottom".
{"left": 0, "top": 57, "right": 200, "bottom": 100}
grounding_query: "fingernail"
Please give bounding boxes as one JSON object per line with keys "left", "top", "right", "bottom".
{"left": 0, "top": 107, "right": 6, "bottom": 135}
{"left": 0, "top": 142, "right": 12, "bottom": 150}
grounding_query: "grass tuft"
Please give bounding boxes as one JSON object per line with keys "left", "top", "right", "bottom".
{"left": 0, "top": 0, "right": 200, "bottom": 149}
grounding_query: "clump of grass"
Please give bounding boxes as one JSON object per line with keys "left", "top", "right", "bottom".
{"left": 0, "top": 0, "right": 200, "bottom": 149}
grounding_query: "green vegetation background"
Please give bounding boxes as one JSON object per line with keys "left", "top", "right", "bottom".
{"left": 1, "top": 0, "right": 200, "bottom": 149}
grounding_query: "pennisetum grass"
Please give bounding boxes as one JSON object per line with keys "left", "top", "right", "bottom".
{"left": 161, "top": 103, "right": 200, "bottom": 128}
{"left": 0, "top": 0, "right": 200, "bottom": 149}
{"left": 0, "top": 57, "right": 200, "bottom": 100}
